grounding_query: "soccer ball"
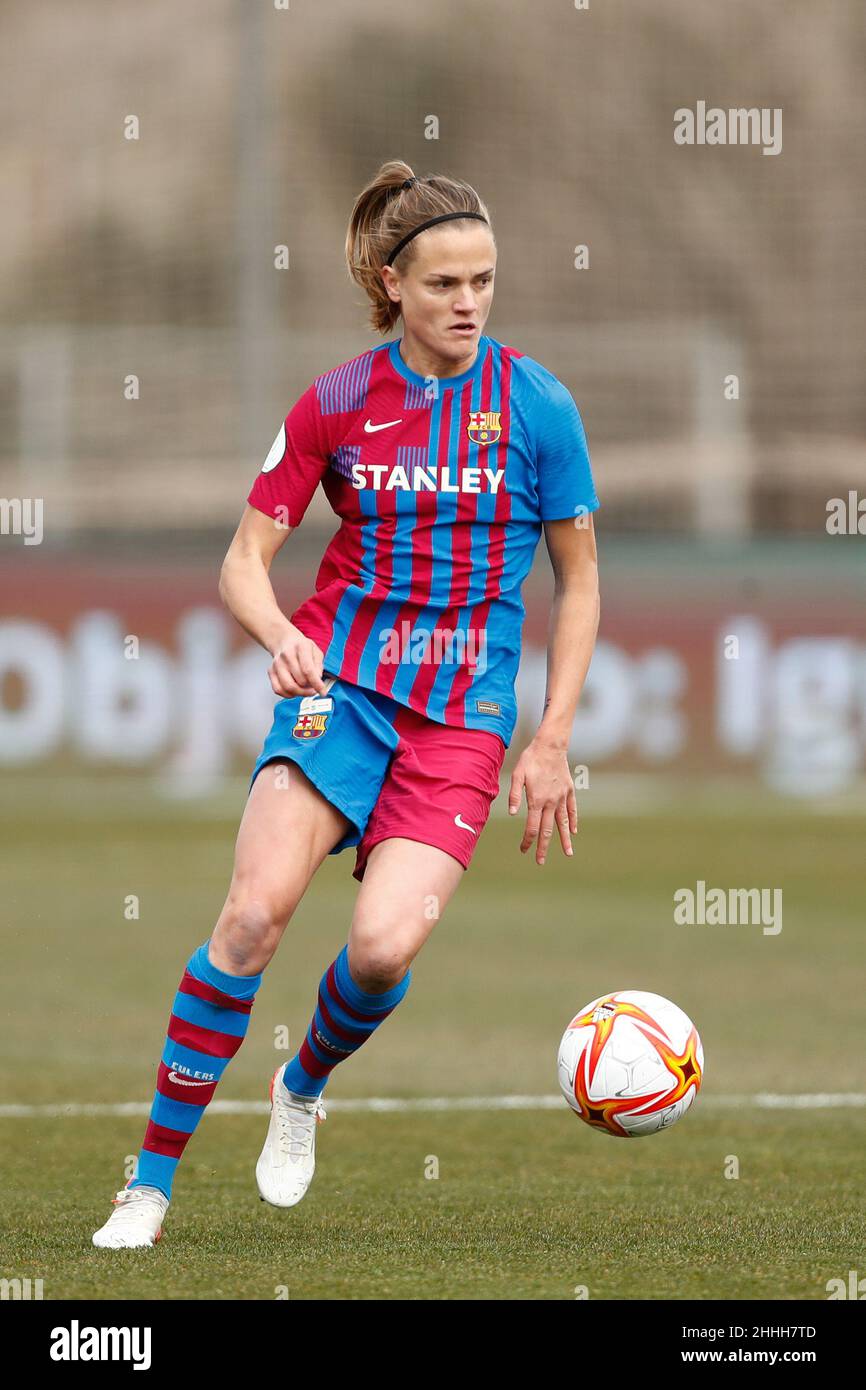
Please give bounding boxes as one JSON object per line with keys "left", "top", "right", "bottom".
{"left": 557, "top": 990, "right": 704, "bottom": 1137}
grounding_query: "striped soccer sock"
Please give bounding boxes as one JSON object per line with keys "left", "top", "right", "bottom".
{"left": 281, "top": 944, "right": 411, "bottom": 1098}
{"left": 129, "top": 942, "right": 262, "bottom": 1200}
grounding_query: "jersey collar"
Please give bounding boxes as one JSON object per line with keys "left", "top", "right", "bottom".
{"left": 387, "top": 335, "right": 491, "bottom": 392}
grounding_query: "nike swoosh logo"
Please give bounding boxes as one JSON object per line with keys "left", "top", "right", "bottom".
{"left": 364, "top": 418, "right": 402, "bottom": 433}
{"left": 168, "top": 1071, "right": 213, "bottom": 1087}
{"left": 454, "top": 814, "right": 476, "bottom": 834}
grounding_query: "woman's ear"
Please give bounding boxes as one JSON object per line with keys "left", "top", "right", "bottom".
{"left": 380, "top": 265, "right": 401, "bottom": 305}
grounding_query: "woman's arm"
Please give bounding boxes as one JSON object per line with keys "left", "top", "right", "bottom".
{"left": 508, "top": 515, "right": 600, "bottom": 865}
{"left": 219, "top": 504, "right": 329, "bottom": 698}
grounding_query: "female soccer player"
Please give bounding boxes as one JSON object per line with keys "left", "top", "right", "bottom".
{"left": 93, "top": 160, "right": 600, "bottom": 1247}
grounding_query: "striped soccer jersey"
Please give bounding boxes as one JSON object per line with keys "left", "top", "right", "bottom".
{"left": 247, "top": 334, "right": 598, "bottom": 746}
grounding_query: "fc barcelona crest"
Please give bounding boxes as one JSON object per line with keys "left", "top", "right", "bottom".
{"left": 292, "top": 693, "right": 333, "bottom": 740}
{"left": 292, "top": 712, "right": 329, "bottom": 739}
{"left": 467, "top": 411, "right": 501, "bottom": 446}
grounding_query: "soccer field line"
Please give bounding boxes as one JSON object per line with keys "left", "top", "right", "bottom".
{"left": 1, "top": 1092, "right": 865, "bottom": 1119}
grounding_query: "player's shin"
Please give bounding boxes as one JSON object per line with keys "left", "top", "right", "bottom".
{"left": 129, "top": 942, "right": 262, "bottom": 1199}
{"left": 281, "top": 944, "right": 411, "bottom": 1098}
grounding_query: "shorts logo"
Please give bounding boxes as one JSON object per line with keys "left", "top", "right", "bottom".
{"left": 292, "top": 711, "right": 330, "bottom": 739}
{"left": 292, "top": 692, "right": 334, "bottom": 739}
{"left": 467, "top": 411, "right": 501, "bottom": 446}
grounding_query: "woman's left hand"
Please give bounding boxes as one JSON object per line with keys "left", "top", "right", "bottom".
{"left": 508, "top": 736, "right": 577, "bottom": 865}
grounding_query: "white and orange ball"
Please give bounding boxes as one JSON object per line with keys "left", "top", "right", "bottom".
{"left": 557, "top": 990, "right": 704, "bottom": 1137}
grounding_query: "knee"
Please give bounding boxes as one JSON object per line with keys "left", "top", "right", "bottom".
{"left": 213, "top": 894, "right": 290, "bottom": 973}
{"left": 347, "top": 934, "right": 412, "bottom": 994}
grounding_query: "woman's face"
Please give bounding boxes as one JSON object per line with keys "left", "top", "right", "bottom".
{"left": 382, "top": 223, "right": 497, "bottom": 369}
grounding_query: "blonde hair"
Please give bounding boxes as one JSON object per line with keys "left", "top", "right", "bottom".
{"left": 345, "top": 160, "right": 493, "bottom": 334}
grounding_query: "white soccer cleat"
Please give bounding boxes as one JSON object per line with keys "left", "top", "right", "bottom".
{"left": 255, "top": 1064, "right": 327, "bottom": 1209}
{"left": 92, "top": 1185, "right": 169, "bottom": 1249}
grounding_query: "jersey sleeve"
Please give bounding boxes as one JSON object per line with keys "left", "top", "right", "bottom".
{"left": 534, "top": 377, "right": 599, "bottom": 522}
{"left": 247, "top": 383, "right": 330, "bottom": 529}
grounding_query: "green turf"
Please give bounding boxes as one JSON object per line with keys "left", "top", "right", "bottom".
{"left": 1, "top": 778, "right": 864, "bottom": 1298}
{"left": 2, "top": 1110, "right": 863, "bottom": 1300}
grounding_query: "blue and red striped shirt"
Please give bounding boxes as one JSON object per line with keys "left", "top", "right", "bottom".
{"left": 248, "top": 334, "right": 598, "bottom": 745}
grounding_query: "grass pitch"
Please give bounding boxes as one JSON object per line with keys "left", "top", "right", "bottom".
{"left": 3, "top": 1108, "right": 863, "bottom": 1301}
{"left": 1, "top": 776, "right": 864, "bottom": 1299}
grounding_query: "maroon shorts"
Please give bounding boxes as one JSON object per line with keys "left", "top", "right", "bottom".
{"left": 354, "top": 702, "right": 506, "bottom": 880}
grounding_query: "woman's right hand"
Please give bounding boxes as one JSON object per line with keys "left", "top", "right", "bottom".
{"left": 268, "top": 625, "right": 329, "bottom": 698}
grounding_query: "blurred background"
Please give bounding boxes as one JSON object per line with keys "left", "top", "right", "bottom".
{"left": 1, "top": 0, "right": 865, "bottom": 1107}
{"left": 2, "top": 0, "right": 865, "bottom": 803}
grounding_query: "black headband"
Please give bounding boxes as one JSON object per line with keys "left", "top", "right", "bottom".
{"left": 384, "top": 211, "right": 489, "bottom": 266}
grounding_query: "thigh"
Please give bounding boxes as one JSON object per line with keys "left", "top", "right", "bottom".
{"left": 348, "top": 716, "right": 504, "bottom": 970}
{"left": 251, "top": 677, "right": 399, "bottom": 854}
{"left": 348, "top": 836, "right": 466, "bottom": 971}
{"left": 235, "top": 758, "right": 351, "bottom": 896}
{"left": 210, "top": 760, "right": 351, "bottom": 968}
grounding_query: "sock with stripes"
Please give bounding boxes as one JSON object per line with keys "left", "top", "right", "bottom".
{"left": 129, "top": 942, "right": 262, "bottom": 1200}
{"left": 281, "top": 944, "right": 411, "bottom": 1098}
